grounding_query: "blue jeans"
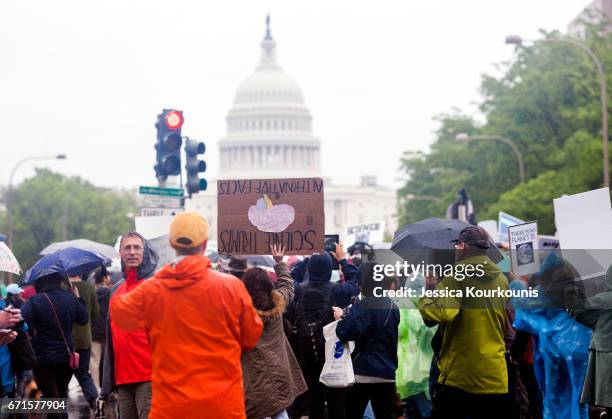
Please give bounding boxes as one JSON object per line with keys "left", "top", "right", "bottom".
{"left": 404, "top": 392, "right": 432, "bottom": 419}
{"left": 74, "top": 349, "right": 98, "bottom": 408}
{"left": 363, "top": 401, "right": 375, "bottom": 419}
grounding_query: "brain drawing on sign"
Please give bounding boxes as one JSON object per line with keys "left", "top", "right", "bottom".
{"left": 248, "top": 194, "right": 296, "bottom": 233}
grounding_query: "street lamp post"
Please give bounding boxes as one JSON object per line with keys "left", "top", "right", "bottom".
{"left": 506, "top": 34, "right": 609, "bottom": 188}
{"left": 456, "top": 133, "right": 526, "bottom": 184}
{"left": 6, "top": 155, "right": 67, "bottom": 250}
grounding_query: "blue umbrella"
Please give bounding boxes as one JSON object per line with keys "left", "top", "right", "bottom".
{"left": 22, "top": 247, "right": 110, "bottom": 286}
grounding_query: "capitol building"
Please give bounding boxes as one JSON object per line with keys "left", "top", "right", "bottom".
{"left": 187, "top": 20, "right": 397, "bottom": 244}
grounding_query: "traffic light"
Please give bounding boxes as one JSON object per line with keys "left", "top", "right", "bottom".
{"left": 185, "top": 138, "right": 207, "bottom": 194}
{"left": 155, "top": 109, "right": 184, "bottom": 181}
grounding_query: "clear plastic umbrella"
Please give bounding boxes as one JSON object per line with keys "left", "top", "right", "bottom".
{"left": 0, "top": 242, "right": 21, "bottom": 275}
{"left": 40, "top": 239, "right": 119, "bottom": 259}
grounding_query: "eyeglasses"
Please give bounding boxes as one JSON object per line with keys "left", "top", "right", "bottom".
{"left": 121, "top": 245, "right": 143, "bottom": 252}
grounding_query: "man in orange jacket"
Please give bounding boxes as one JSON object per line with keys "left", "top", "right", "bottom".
{"left": 110, "top": 212, "right": 264, "bottom": 419}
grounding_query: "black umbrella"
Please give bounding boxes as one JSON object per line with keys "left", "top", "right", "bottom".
{"left": 391, "top": 217, "right": 502, "bottom": 265}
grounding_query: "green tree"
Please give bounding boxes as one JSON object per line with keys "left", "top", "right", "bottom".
{"left": 1, "top": 169, "right": 137, "bottom": 272}
{"left": 397, "top": 112, "right": 478, "bottom": 224}
{"left": 398, "top": 20, "right": 612, "bottom": 230}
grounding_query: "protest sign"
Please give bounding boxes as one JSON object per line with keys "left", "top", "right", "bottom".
{"left": 508, "top": 222, "right": 540, "bottom": 276}
{"left": 345, "top": 221, "right": 385, "bottom": 245}
{"left": 135, "top": 215, "right": 175, "bottom": 239}
{"left": 217, "top": 178, "right": 325, "bottom": 255}
{"left": 553, "top": 187, "right": 612, "bottom": 279}
{"left": 478, "top": 220, "right": 498, "bottom": 242}
{"left": 498, "top": 211, "right": 524, "bottom": 243}
{"left": 538, "top": 235, "right": 559, "bottom": 250}
{"left": 553, "top": 188, "right": 612, "bottom": 250}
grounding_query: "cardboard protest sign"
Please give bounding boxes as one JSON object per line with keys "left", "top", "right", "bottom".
{"left": 498, "top": 211, "right": 524, "bottom": 243}
{"left": 508, "top": 222, "right": 540, "bottom": 276}
{"left": 217, "top": 178, "right": 325, "bottom": 255}
{"left": 346, "top": 221, "right": 385, "bottom": 245}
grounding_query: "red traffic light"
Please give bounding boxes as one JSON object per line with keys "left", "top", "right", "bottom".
{"left": 165, "top": 111, "right": 184, "bottom": 130}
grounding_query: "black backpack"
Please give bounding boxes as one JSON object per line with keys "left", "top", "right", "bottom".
{"left": 293, "top": 283, "right": 336, "bottom": 366}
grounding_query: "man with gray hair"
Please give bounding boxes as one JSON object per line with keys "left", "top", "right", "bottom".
{"left": 100, "top": 232, "right": 159, "bottom": 419}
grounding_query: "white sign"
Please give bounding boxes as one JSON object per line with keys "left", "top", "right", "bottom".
{"left": 134, "top": 216, "right": 175, "bottom": 240}
{"left": 345, "top": 221, "right": 385, "bottom": 244}
{"left": 554, "top": 188, "right": 612, "bottom": 250}
{"left": 142, "top": 195, "right": 183, "bottom": 209}
{"left": 140, "top": 207, "right": 184, "bottom": 217}
{"left": 478, "top": 220, "right": 498, "bottom": 242}
{"left": 538, "top": 235, "right": 559, "bottom": 250}
{"left": 508, "top": 222, "right": 540, "bottom": 276}
{"left": 498, "top": 211, "right": 524, "bottom": 243}
{"left": 553, "top": 187, "right": 612, "bottom": 278}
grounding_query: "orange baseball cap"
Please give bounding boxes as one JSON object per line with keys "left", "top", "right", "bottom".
{"left": 169, "top": 212, "right": 209, "bottom": 249}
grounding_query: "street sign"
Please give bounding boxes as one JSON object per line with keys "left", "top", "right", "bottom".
{"left": 139, "top": 186, "right": 184, "bottom": 197}
{"left": 140, "top": 207, "right": 184, "bottom": 217}
{"left": 142, "top": 195, "right": 183, "bottom": 209}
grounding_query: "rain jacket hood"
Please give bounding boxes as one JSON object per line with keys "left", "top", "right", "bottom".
{"left": 307, "top": 252, "right": 333, "bottom": 283}
{"left": 155, "top": 255, "right": 211, "bottom": 289}
{"left": 119, "top": 232, "right": 159, "bottom": 280}
{"left": 257, "top": 290, "right": 285, "bottom": 323}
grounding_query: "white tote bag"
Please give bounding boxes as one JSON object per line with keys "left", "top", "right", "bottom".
{"left": 319, "top": 320, "right": 355, "bottom": 388}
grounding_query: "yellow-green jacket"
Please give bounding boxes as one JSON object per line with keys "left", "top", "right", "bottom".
{"left": 418, "top": 255, "right": 509, "bottom": 394}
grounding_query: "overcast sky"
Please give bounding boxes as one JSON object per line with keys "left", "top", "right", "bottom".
{"left": 0, "top": 0, "right": 589, "bottom": 190}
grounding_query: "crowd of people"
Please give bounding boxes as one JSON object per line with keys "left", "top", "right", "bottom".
{"left": 0, "top": 213, "right": 609, "bottom": 419}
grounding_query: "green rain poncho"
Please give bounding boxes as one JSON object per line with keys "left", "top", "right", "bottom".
{"left": 395, "top": 292, "right": 437, "bottom": 399}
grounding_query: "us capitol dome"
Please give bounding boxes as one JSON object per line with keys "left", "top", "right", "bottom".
{"left": 219, "top": 18, "right": 321, "bottom": 179}
{"left": 188, "top": 17, "right": 397, "bottom": 243}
